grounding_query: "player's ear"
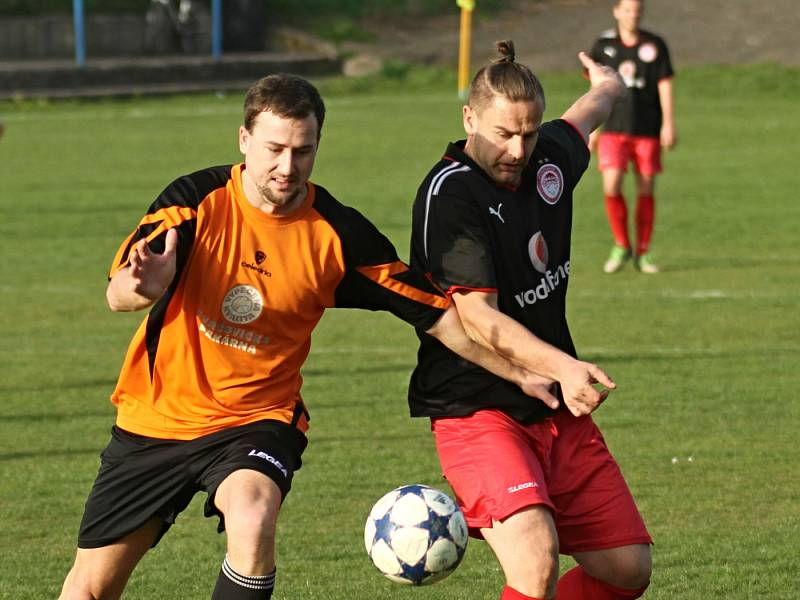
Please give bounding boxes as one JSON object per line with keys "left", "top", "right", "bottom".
{"left": 238, "top": 125, "right": 250, "bottom": 154}
{"left": 463, "top": 104, "right": 477, "bottom": 136}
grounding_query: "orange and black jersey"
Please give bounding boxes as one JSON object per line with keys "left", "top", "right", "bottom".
{"left": 109, "top": 164, "right": 448, "bottom": 440}
{"left": 409, "top": 120, "right": 588, "bottom": 423}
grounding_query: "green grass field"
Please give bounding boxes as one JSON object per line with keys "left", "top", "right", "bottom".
{"left": 1, "top": 63, "right": 798, "bottom": 599}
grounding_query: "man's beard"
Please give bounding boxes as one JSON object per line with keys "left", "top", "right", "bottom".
{"left": 258, "top": 181, "right": 300, "bottom": 207}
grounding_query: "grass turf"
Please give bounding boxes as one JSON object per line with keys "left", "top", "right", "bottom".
{"left": 0, "top": 63, "right": 798, "bottom": 599}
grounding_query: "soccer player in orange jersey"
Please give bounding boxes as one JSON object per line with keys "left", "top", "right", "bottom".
{"left": 57, "top": 74, "right": 554, "bottom": 600}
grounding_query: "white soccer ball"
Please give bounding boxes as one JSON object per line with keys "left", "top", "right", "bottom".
{"left": 364, "top": 483, "right": 468, "bottom": 586}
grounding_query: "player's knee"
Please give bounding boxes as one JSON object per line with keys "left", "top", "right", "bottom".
{"left": 615, "top": 545, "right": 652, "bottom": 590}
{"left": 60, "top": 565, "right": 114, "bottom": 600}
{"left": 229, "top": 501, "right": 276, "bottom": 538}
{"left": 509, "top": 538, "right": 560, "bottom": 596}
{"left": 541, "top": 539, "right": 561, "bottom": 592}
{"left": 218, "top": 472, "right": 281, "bottom": 541}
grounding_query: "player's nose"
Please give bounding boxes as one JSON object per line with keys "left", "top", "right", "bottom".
{"left": 507, "top": 137, "right": 526, "bottom": 161}
{"left": 276, "top": 149, "right": 296, "bottom": 175}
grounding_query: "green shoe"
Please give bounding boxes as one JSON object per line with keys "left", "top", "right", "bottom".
{"left": 603, "top": 245, "right": 632, "bottom": 273}
{"left": 635, "top": 252, "right": 659, "bottom": 274}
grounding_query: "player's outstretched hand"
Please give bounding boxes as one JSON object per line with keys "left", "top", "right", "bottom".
{"left": 128, "top": 228, "right": 178, "bottom": 302}
{"left": 578, "top": 51, "right": 624, "bottom": 91}
{"left": 558, "top": 359, "right": 616, "bottom": 417}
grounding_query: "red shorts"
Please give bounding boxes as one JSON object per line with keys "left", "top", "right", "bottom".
{"left": 432, "top": 409, "right": 652, "bottom": 554}
{"left": 598, "top": 132, "right": 662, "bottom": 176}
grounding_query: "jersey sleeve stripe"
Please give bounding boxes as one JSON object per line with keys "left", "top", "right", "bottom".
{"left": 109, "top": 230, "right": 138, "bottom": 277}
{"left": 423, "top": 162, "right": 471, "bottom": 259}
{"left": 109, "top": 205, "right": 198, "bottom": 277}
{"left": 357, "top": 261, "right": 450, "bottom": 310}
{"left": 139, "top": 205, "right": 198, "bottom": 229}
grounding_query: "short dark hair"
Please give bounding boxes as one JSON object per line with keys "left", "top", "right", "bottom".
{"left": 243, "top": 74, "right": 326, "bottom": 136}
{"left": 468, "top": 40, "right": 545, "bottom": 112}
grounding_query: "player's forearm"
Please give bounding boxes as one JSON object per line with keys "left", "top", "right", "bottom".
{"left": 563, "top": 79, "right": 626, "bottom": 140}
{"left": 426, "top": 306, "right": 531, "bottom": 389}
{"left": 106, "top": 268, "right": 161, "bottom": 312}
{"left": 456, "top": 301, "right": 574, "bottom": 382}
{"left": 658, "top": 78, "right": 674, "bottom": 126}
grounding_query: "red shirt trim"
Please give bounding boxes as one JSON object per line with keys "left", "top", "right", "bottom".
{"left": 446, "top": 285, "right": 498, "bottom": 296}
{"left": 562, "top": 117, "right": 588, "bottom": 146}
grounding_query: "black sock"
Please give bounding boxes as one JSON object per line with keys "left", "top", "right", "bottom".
{"left": 211, "top": 555, "right": 275, "bottom": 599}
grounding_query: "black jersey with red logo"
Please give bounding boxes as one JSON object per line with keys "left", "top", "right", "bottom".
{"left": 408, "top": 120, "right": 589, "bottom": 423}
{"left": 589, "top": 29, "right": 674, "bottom": 137}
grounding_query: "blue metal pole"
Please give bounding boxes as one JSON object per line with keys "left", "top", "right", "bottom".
{"left": 73, "top": 0, "right": 86, "bottom": 67}
{"left": 211, "top": 0, "right": 222, "bottom": 60}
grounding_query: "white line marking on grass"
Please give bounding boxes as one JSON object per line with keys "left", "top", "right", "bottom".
{"left": 662, "top": 289, "right": 794, "bottom": 300}
{"left": 580, "top": 344, "right": 800, "bottom": 357}
{"left": 573, "top": 288, "right": 790, "bottom": 300}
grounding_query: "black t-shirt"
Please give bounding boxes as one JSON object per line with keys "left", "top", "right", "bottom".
{"left": 408, "top": 119, "right": 589, "bottom": 423}
{"left": 589, "top": 28, "right": 674, "bottom": 137}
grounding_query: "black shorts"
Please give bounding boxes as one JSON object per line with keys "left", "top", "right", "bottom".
{"left": 77, "top": 420, "right": 308, "bottom": 549}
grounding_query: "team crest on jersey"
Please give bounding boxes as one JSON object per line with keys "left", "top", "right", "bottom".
{"left": 527, "top": 231, "right": 549, "bottom": 273}
{"left": 536, "top": 164, "right": 564, "bottom": 205}
{"left": 222, "top": 285, "right": 263, "bottom": 324}
{"left": 638, "top": 42, "right": 658, "bottom": 63}
{"left": 618, "top": 60, "right": 637, "bottom": 87}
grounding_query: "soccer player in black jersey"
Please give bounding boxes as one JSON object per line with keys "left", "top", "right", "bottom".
{"left": 589, "top": 0, "right": 676, "bottom": 274}
{"left": 410, "top": 41, "right": 652, "bottom": 600}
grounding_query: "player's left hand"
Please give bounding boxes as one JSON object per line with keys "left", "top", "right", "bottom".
{"left": 559, "top": 360, "right": 616, "bottom": 416}
{"left": 661, "top": 122, "right": 677, "bottom": 150}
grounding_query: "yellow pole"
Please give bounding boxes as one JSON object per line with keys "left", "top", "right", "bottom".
{"left": 457, "top": 0, "right": 475, "bottom": 99}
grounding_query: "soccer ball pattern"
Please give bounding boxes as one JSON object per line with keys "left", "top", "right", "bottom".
{"left": 364, "top": 484, "right": 468, "bottom": 585}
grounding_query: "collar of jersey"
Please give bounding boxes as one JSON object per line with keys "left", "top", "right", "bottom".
{"left": 232, "top": 163, "right": 316, "bottom": 225}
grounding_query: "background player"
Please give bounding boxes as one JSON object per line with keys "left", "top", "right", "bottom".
{"left": 589, "top": 0, "right": 676, "bottom": 273}
{"left": 409, "top": 41, "right": 652, "bottom": 600}
{"left": 57, "top": 73, "right": 552, "bottom": 600}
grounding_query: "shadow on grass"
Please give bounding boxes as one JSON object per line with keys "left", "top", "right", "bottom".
{"left": 0, "top": 410, "right": 112, "bottom": 423}
{"left": 302, "top": 362, "right": 413, "bottom": 377}
{"left": 0, "top": 447, "right": 99, "bottom": 461}
{"left": 311, "top": 432, "right": 424, "bottom": 446}
{"left": 0, "top": 378, "right": 118, "bottom": 393}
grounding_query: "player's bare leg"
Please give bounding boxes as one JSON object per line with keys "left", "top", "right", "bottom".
{"left": 58, "top": 517, "right": 162, "bottom": 600}
{"left": 557, "top": 544, "right": 651, "bottom": 598}
{"left": 633, "top": 172, "right": 658, "bottom": 272}
{"left": 602, "top": 167, "right": 625, "bottom": 198}
{"left": 601, "top": 168, "right": 632, "bottom": 272}
{"left": 212, "top": 469, "right": 282, "bottom": 598}
{"left": 481, "top": 506, "right": 559, "bottom": 599}
{"left": 575, "top": 544, "right": 651, "bottom": 588}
